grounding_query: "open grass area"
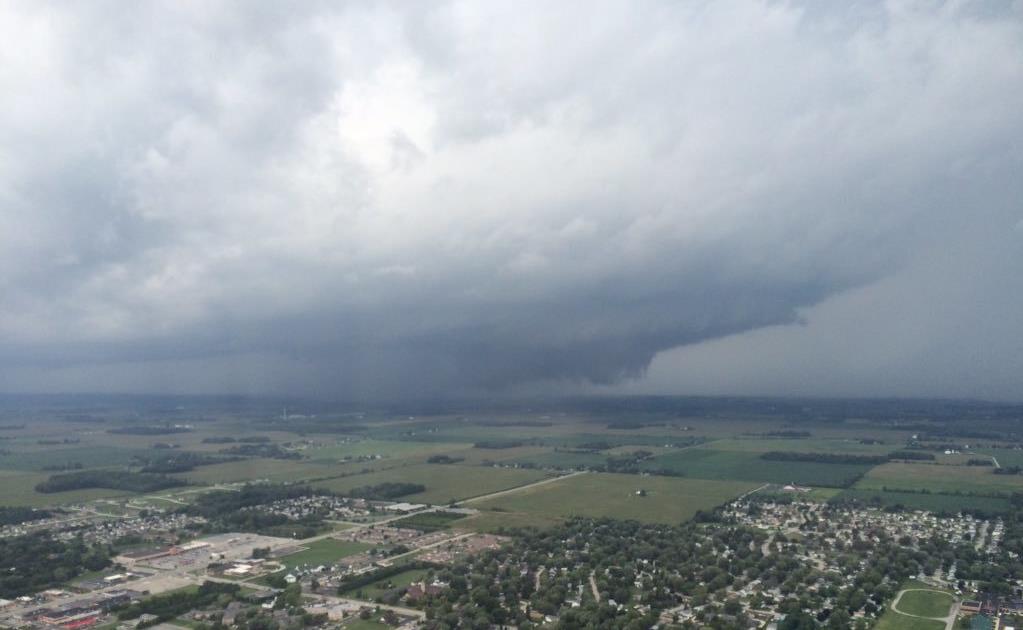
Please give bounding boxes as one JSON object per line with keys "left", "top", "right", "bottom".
{"left": 896, "top": 590, "right": 954, "bottom": 618}
{"left": 340, "top": 568, "right": 431, "bottom": 599}
{"left": 389, "top": 511, "right": 468, "bottom": 531}
{"left": 639, "top": 449, "right": 873, "bottom": 488}
{"left": 0, "top": 469, "right": 134, "bottom": 506}
{"left": 278, "top": 538, "right": 373, "bottom": 569}
{"left": 703, "top": 438, "right": 894, "bottom": 454}
{"left": 0, "top": 446, "right": 163, "bottom": 471}
{"left": 173, "top": 458, "right": 339, "bottom": 484}
{"left": 834, "top": 488, "right": 1012, "bottom": 514}
{"left": 856, "top": 462, "right": 1023, "bottom": 494}
{"left": 303, "top": 439, "right": 471, "bottom": 463}
{"left": 471, "top": 472, "right": 756, "bottom": 524}
{"left": 872, "top": 611, "right": 944, "bottom": 630}
{"left": 459, "top": 510, "right": 565, "bottom": 533}
{"left": 312, "top": 464, "right": 550, "bottom": 504}
{"left": 342, "top": 620, "right": 392, "bottom": 630}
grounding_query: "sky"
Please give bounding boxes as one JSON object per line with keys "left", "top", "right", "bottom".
{"left": 1, "top": 1, "right": 1021, "bottom": 401}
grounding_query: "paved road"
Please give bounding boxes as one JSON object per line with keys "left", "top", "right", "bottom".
{"left": 890, "top": 588, "right": 959, "bottom": 630}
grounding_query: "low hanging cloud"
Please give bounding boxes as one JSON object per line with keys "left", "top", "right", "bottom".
{"left": 1, "top": 1, "right": 1021, "bottom": 398}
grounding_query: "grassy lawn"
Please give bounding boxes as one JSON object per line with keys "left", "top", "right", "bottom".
{"left": 873, "top": 612, "right": 945, "bottom": 630}
{"left": 471, "top": 473, "right": 756, "bottom": 524}
{"left": 857, "top": 462, "right": 1023, "bottom": 494}
{"left": 388, "top": 511, "right": 468, "bottom": 531}
{"left": 460, "top": 510, "right": 565, "bottom": 533}
{"left": 341, "top": 568, "right": 430, "bottom": 599}
{"left": 896, "top": 590, "right": 954, "bottom": 618}
{"left": 342, "top": 620, "right": 392, "bottom": 630}
{"left": 312, "top": 464, "right": 551, "bottom": 504}
{"left": 639, "top": 448, "right": 873, "bottom": 488}
{"left": 278, "top": 539, "right": 373, "bottom": 569}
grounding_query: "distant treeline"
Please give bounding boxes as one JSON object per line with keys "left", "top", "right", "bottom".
{"left": 218, "top": 443, "right": 301, "bottom": 459}
{"left": 41, "top": 462, "right": 84, "bottom": 471}
{"left": 62, "top": 414, "right": 106, "bottom": 423}
{"left": 346, "top": 482, "right": 426, "bottom": 500}
{"left": 474, "top": 439, "right": 528, "bottom": 449}
{"left": 483, "top": 420, "right": 554, "bottom": 428}
{"left": 427, "top": 454, "right": 465, "bottom": 464}
{"left": 887, "top": 450, "right": 936, "bottom": 461}
{"left": 0, "top": 424, "right": 25, "bottom": 431}
{"left": 760, "top": 452, "right": 888, "bottom": 465}
{"left": 742, "top": 431, "right": 812, "bottom": 439}
{"left": 35, "top": 470, "right": 187, "bottom": 494}
{"left": 134, "top": 451, "right": 235, "bottom": 473}
{"left": 0, "top": 506, "right": 53, "bottom": 526}
{"left": 108, "top": 425, "right": 192, "bottom": 435}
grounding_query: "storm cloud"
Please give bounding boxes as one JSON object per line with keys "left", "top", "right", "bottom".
{"left": 1, "top": 1, "right": 1021, "bottom": 399}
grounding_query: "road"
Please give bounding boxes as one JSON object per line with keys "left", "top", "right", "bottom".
{"left": 890, "top": 588, "right": 959, "bottom": 630}
{"left": 458, "top": 471, "right": 587, "bottom": 505}
{"left": 589, "top": 572, "right": 600, "bottom": 602}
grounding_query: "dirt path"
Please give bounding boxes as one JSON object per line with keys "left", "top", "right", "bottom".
{"left": 589, "top": 571, "right": 600, "bottom": 602}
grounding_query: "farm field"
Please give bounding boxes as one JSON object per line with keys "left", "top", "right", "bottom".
{"left": 639, "top": 449, "right": 873, "bottom": 488}
{"left": 471, "top": 472, "right": 757, "bottom": 524}
{"left": 0, "top": 445, "right": 165, "bottom": 471}
{"left": 0, "top": 470, "right": 134, "bottom": 507}
{"left": 312, "top": 464, "right": 552, "bottom": 504}
{"left": 302, "top": 439, "right": 471, "bottom": 463}
{"left": 172, "top": 458, "right": 341, "bottom": 484}
{"left": 458, "top": 510, "right": 565, "bottom": 533}
{"left": 700, "top": 437, "right": 893, "bottom": 454}
{"left": 856, "top": 462, "right": 1023, "bottom": 494}
{"left": 278, "top": 539, "right": 373, "bottom": 570}
{"left": 833, "top": 488, "right": 1012, "bottom": 514}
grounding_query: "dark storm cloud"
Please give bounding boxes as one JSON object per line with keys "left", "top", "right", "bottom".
{"left": 1, "top": 1, "right": 1021, "bottom": 398}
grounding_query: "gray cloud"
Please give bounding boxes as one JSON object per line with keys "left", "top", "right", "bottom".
{"left": 1, "top": 1, "right": 1021, "bottom": 399}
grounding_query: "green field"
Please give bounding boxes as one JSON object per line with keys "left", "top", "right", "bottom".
{"left": 872, "top": 612, "right": 944, "bottom": 630}
{"left": 0, "top": 446, "right": 166, "bottom": 471}
{"left": 471, "top": 472, "right": 756, "bottom": 524}
{"left": 896, "top": 590, "right": 954, "bottom": 618}
{"left": 278, "top": 538, "right": 373, "bottom": 569}
{"left": 0, "top": 470, "right": 134, "bottom": 506}
{"left": 703, "top": 438, "right": 893, "bottom": 454}
{"left": 508, "top": 450, "right": 610, "bottom": 470}
{"left": 173, "top": 458, "right": 340, "bottom": 484}
{"left": 459, "top": 510, "right": 565, "bottom": 533}
{"left": 341, "top": 568, "right": 431, "bottom": 599}
{"left": 834, "top": 488, "right": 1011, "bottom": 514}
{"left": 303, "top": 439, "right": 471, "bottom": 463}
{"left": 639, "top": 449, "right": 873, "bottom": 488}
{"left": 312, "top": 464, "right": 550, "bottom": 504}
{"left": 342, "top": 620, "right": 392, "bottom": 630}
{"left": 856, "top": 462, "right": 1023, "bottom": 495}
{"left": 389, "top": 511, "right": 468, "bottom": 531}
